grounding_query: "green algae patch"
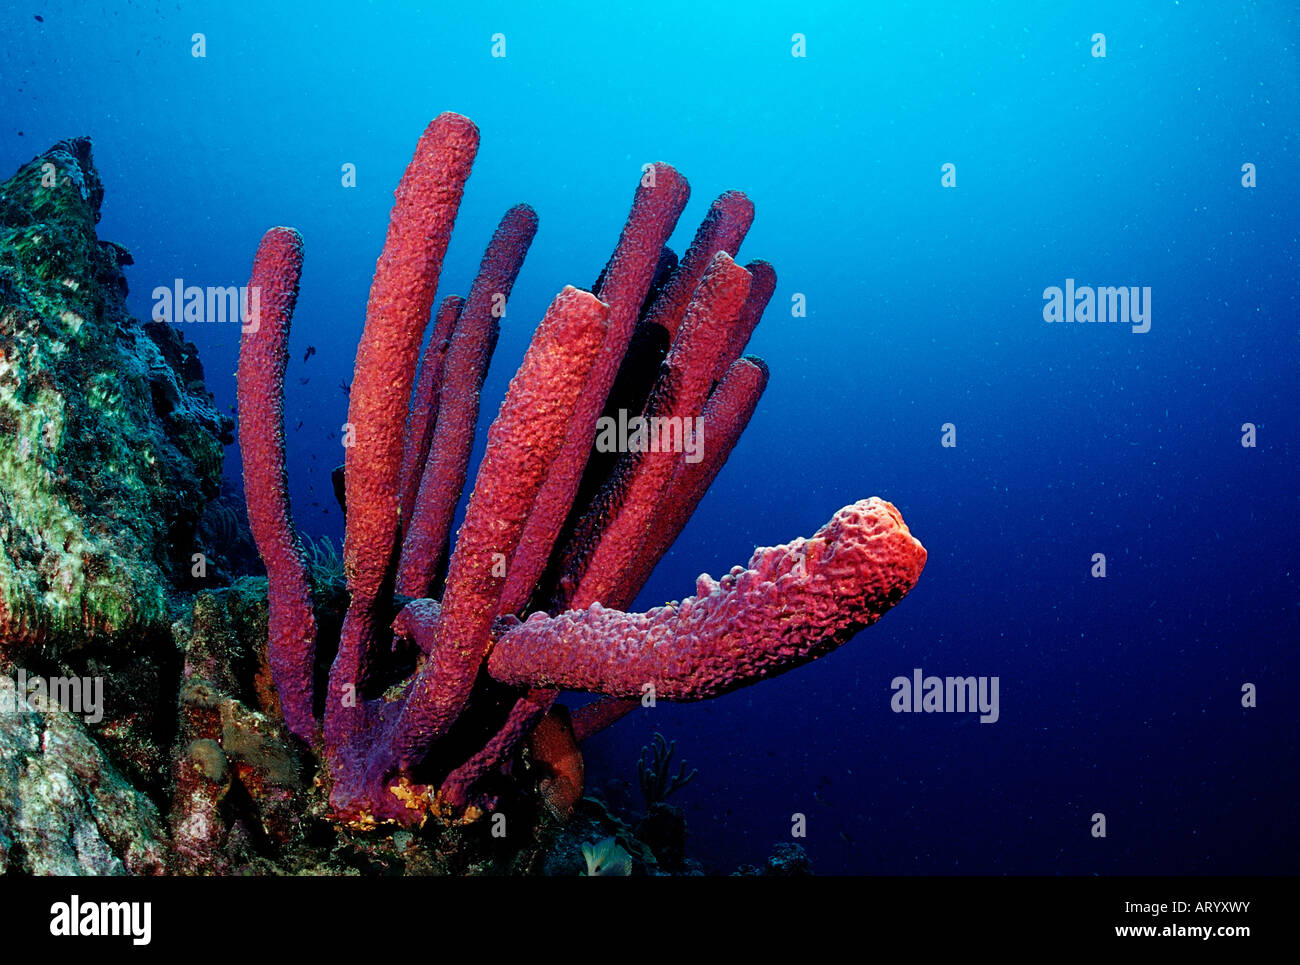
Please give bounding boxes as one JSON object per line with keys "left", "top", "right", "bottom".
{"left": 0, "top": 138, "right": 231, "bottom": 660}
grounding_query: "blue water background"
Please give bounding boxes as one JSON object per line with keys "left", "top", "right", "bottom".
{"left": 4, "top": 0, "right": 1296, "bottom": 873}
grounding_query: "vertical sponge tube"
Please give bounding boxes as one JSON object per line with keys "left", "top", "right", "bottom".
{"left": 398, "top": 293, "right": 464, "bottom": 536}
{"left": 236, "top": 226, "right": 316, "bottom": 741}
{"left": 556, "top": 251, "right": 752, "bottom": 611}
{"left": 643, "top": 190, "right": 754, "bottom": 338}
{"left": 329, "top": 113, "right": 479, "bottom": 746}
{"left": 396, "top": 203, "right": 538, "bottom": 598}
{"left": 619, "top": 354, "right": 770, "bottom": 607}
{"left": 390, "top": 287, "right": 609, "bottom": 766}
{"left": 499, "top": 163, "right": 689, "bottom": 615}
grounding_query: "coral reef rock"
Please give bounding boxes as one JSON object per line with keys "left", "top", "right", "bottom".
{"left": 0, "top": 137, "right": 231, "bottom": 661}
{"left": 0, "top": 674, "right": 170, "bottom": 875}
{"left": 733, "top": 842, "right": 814, "bottom": 877}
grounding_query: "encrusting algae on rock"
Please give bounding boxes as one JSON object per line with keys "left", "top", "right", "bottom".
{"left": 0, "top": 137, "right": 231, "bottom": 660}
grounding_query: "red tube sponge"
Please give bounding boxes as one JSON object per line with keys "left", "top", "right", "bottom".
{"left": 236, "top": 226, "right": 316, "bottom": 742}
{"left": 557, "top": 251, "right": 753, "bottom": 611}
{"left": 397, "top": 203, "right": 539, "bottom": 598}
{"left": 330, "top": 113, "right": 480, "bottom": 748}
{"left": 390, "top": 286, "right": 610, "bottom": 765}
{"left": 488, "top": 498, "right": 927, "bottom": 700}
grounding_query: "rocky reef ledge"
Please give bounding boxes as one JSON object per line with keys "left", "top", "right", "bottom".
{"left": 0, "top": 136, "right": 231, "bottom": 657}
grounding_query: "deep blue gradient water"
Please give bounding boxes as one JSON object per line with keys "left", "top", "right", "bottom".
{"left": 4, "top": 1, "right": 1296, "bottom": 874}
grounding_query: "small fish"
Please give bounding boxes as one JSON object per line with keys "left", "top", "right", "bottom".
{"left": 839, "top": 830, "right": 855, "bottom": 846}
{"left": 298, "top": 377, "right": 310, "bottom": 385}
{"left": 295, "top": 420, "right": 303, "bottom": 431}
{"left": 581, "top": 837, "right": 632, "bottom": 877}
{"left": 339, "top": 379, "right": 350, "bottom": 396}
{"left": 34, "top": 14, "right": 44, "bottom": 22}
{"left": 303, "top": 345, "right": 315, "bottom": 363}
